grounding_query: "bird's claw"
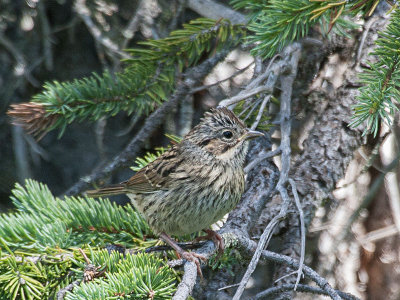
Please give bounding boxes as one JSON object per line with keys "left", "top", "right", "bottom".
{"left": 197, "top": 229, "right": 225, "bottom": 259}
{"left": 210, "top": 231, "right": 225, "bottom": 257}
{"left": 181, "top": 251, "right": 206, "bottom": 279}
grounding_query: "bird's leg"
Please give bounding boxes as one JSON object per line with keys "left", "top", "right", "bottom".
{"left": 160, "top": 232, "right": 206, "bottom": 278}
{"left": 194, "top": 229, "right": 225, "bottom": 257}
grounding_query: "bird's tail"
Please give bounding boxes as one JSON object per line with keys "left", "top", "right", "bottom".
{"left": 86, "top": 185, "right": 127, "bottom": 198}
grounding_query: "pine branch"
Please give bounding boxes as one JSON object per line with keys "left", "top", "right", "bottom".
{"left": 7, "top": 18, "right": 245, "bottom": 138}
{"left": 231, "top": 0, "right": 368, "bottom": 58}
{"left": 0, "top": 180, "right": 179, "bottom": 299}
{"left": 350, "top": 7, "right": 400, "bottom": 136}
{"left": 0, "top": 180, "right": 151, "bottom": 251}
{"left": 65, "top": 250, "right": 176, "bottom": 300}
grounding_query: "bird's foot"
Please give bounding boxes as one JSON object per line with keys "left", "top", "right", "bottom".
{"left": 160, "top": 232, "right": 206, "bottom": 278}
{"left": 181, "top": 251, "right": 207, "bottom": 278}
{"left": 194, "top": 229, "right": 225, "bottom": 259}
{"left": 206, "top": 229, "right": 225, "bottom": 255}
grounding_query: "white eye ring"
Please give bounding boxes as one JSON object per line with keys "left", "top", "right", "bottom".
{"left": 223, "top": 130, "right": 233, "bottom": 139}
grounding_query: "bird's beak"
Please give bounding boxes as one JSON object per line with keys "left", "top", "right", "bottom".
{"left": 243, "top": 129, "right": 264, "bottom": 140}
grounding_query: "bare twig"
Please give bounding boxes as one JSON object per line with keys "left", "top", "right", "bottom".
{"left": 233, "top": 214, "right": 286, "bottom": 300}
{"left": 356, "top": 16, "right": 378, "bottom": 64}
{"left": 218, "top": 85, "right": 274, "bottom": 107}
{"left": 232, "top": 43, "right": 302, "bottom": 300}
{"left": 24, "top": 134, "right": 50, "bottom": 162}
{"left": 218, "top": 283, "right": 240, "bottom": 291}
{"left": 247, "top": 54, "right": 281, "bottom": 90}
{"left": 116, "top": 113, "right": 141, "bottom": 136}
{"left": 65, "top": 51, "right": 229, "bottom": 196}
{"left": 168, "top": 259, "right": 184, "bottom": 268}
{"left": 186, "top": 0, "right": 248, "bottom": 25}
{"left": 254, "top": 283, "right": 359, "bottom": 300}
{"left": 171, "top": 230, "right": 353, "bottom": 300}
{"left": 121, "top": 0, "right": 145, "bottom": 49}
{"left": 359, "top": 224, "right": 399, "bottom": 244}
{"left": 191, "top": 61, "right": 254, "bottom": 93}
{"left": 52, "top": 16, "right": 79, "bottom": 34}
{"left": 218, "top": 54, "right": 285, "bottom": 108}
{"left": 336, "top": 135, "right": 389, "bottom": 190}
{"left": 357, "top": 145, "right": 385, "bottom": 173}
{"left": 167, "top": 0, "right": 185, "bottom": 33}
{"left": 12, "top": 126, "right": 32, "bottom": 181}
{"left": 274, "top": 270, "right": 299, "bottom": 284}
{"left": 171, "top": 234, "right": 222, "bottom": 300}
{"left": 144, "top": 241, "right": 206, "bottom": 253}
{"left": 301, "top": 37, "right": 324, "bottom": 48}
{"left": 260, "top": 250, "right": 343, "bottom": 300}
{"left": 242, "top": 98, "right": 262, "bottom": 120}
{"left": 253, "top": 56, "right": 263, "bottom": 76}
{"left": 79, "top": 248, "right": 90, "bottom": 264}
{"left": 289, "top": 178, "right": 305, "bottom": 290}
{"left": 244, "top": 147, "right": 281, "bottom": 173}
{"left": 95, "top": 117, "right": 107, "bottom": 162}
{"left": 251, "top": 95, "right": 270, "bottom": 130}
{"left": 0, "top": 34, "right": 39, "bottom": 86}
{"left": 73, "top": 0, "right": 130, "bottom": 59}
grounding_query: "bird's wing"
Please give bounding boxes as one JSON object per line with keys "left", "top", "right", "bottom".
{"left": 123, "top": 147, "right": 185, "bottom": 193}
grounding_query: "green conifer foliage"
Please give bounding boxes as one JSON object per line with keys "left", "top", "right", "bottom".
{"left": 0, "top": 180, "right": 178, "bottom": 299}
{"left": 8, "top": 18, "right": 245, "bottom": 138}
{"left": 351, "top": 8, "right": 400, "bottom": 136}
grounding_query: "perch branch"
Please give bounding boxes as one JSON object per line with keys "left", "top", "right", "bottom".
{"left": 171, "top": 231, "right": 354, "bottom": 300}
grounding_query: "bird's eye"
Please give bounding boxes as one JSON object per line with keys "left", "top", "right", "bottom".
{"left": 223, "top": 130, "right": 233, "bottom": 139}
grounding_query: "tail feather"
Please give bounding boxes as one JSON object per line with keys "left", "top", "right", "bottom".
{"left": 86, "top": 185, "right": 126, "bottom": 198}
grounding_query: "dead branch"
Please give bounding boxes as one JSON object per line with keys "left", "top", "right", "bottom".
{"left": 260, "top": 250, "right": 343, "bottom": 300}
{"left": 254, "top": 283, "right": 359, "bottom": 300}
{"left": 289, "top": 178, "right": 305, "bottom": 290}
{"left": 232, "top": 42, "right": 302, "bottom": 300}
{"left": 171, "top": 230, "right": 354, "bottom": 300}
{"left": 73, "top": 0, "right": 130, "bottom": 59}
{"left": 186, "top": 0, "right": 247, "bottom": 25}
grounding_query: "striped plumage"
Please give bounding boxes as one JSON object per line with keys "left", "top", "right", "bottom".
{"left": 87, "top": 107, "right": 262, "bottom": 240}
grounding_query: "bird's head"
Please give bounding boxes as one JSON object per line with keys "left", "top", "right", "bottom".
{"left": 184, "top": 107, "right": 263, "bottom": 165}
